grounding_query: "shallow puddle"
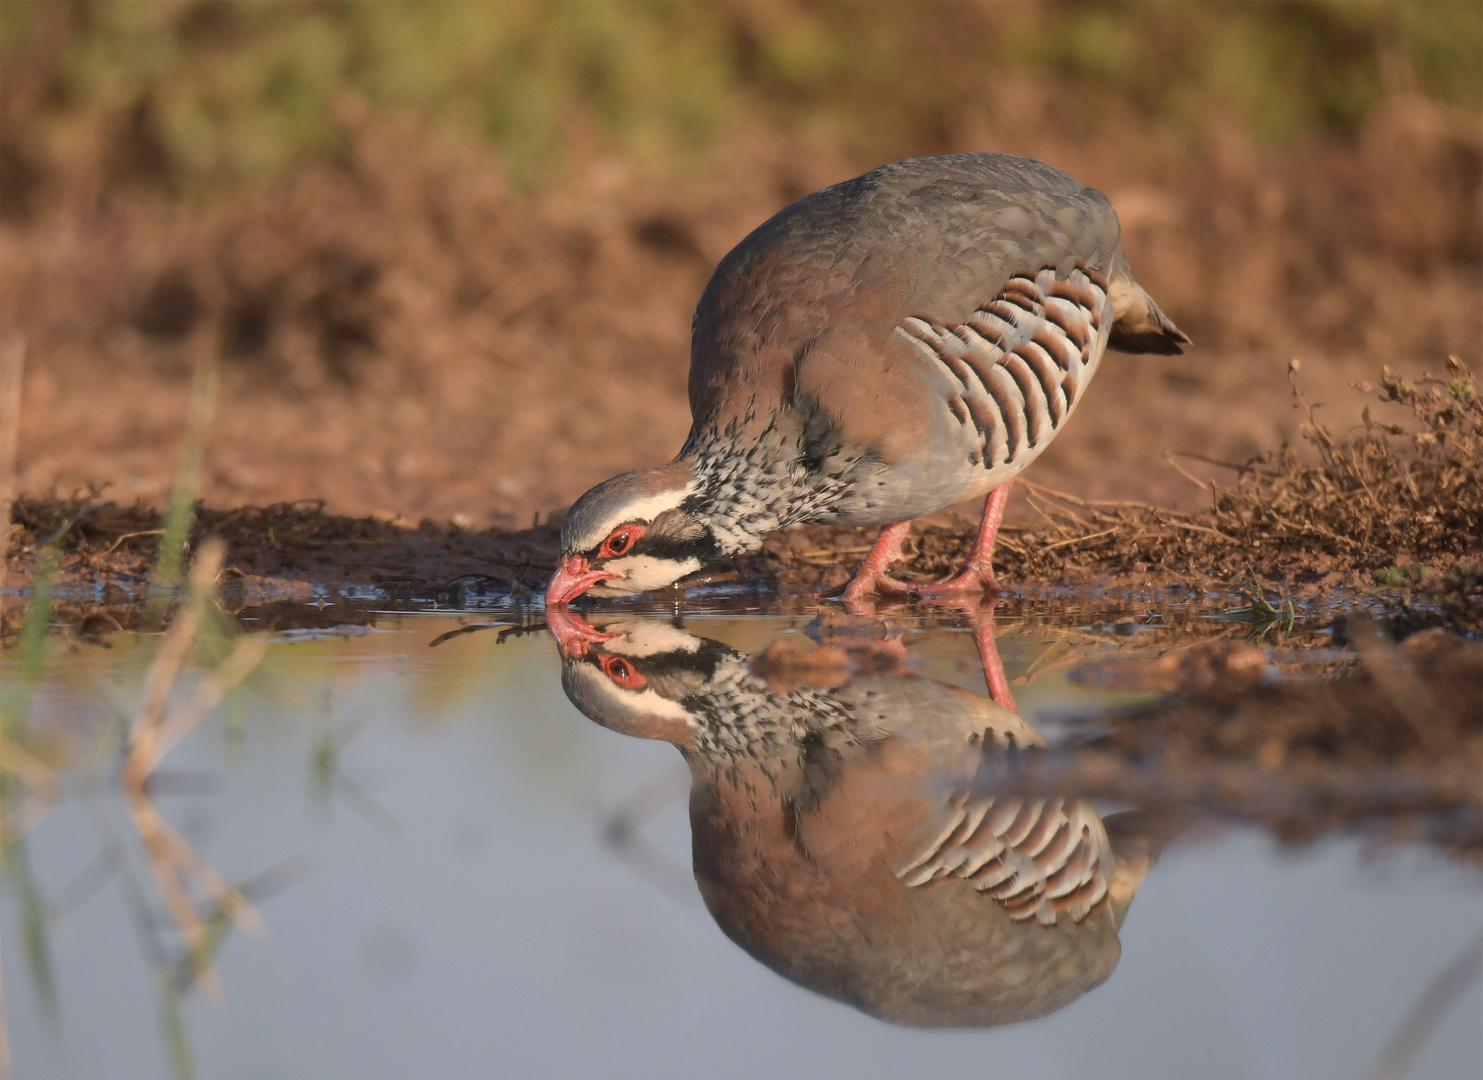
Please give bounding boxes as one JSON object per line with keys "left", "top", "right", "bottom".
{"left": 4, "top": 596, "right": 1480, "bottom": 1080}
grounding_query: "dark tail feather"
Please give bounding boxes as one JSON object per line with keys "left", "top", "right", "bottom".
{"left": 1108, "top": 283, "right": 1190, "bottom": 355}
{"left": 1106, "top": 252, "right": 1191, "bottom": 355}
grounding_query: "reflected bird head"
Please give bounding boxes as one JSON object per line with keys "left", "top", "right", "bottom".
{"left": 553, "top": 612, "right": 727, "bottom": 745}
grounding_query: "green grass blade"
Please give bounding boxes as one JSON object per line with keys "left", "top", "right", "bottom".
{"left": 147, "top": 356, "right": 218, "bottom": 630}
{"left": 4, "top": 840, "right": 59, "bottom": 1029}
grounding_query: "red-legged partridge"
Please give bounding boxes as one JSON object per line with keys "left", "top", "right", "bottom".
{"left": 548, "top": 608, "right": 1168, "bottom": 1026}
{"left": 546, "top": 153, "right": 1188, "bottom": 605}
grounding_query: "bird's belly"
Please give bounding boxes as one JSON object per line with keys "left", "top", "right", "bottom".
{"left": 826, "top": 440, "right": 1023, "bottom": 527}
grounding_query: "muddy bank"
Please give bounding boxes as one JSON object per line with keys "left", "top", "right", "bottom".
{"left": 992, "top": 628, "right": 1483, "bottom": 860}
{"left": 4, "top": 488, "right": 1479, "bottom": 639}
{"left": 5, "top": 489, "right": 1479, "bottom": 862}
{"left": 4, "top": 94, "right": 1479, "bottom": 524}
{"left": 3, "top": 355, "right": 1478, "bottom": 643}
{"left": 2, "top": 494, "right": 562, "bottom": 615}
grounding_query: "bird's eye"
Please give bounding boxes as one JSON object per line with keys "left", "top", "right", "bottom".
{"left": 599, "top": 523, "right": 645, "bottom": 558}
{"left": 599, "top": 654, "right": 645, "bottom": 689}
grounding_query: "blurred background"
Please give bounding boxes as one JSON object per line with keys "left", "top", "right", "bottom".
{"left": 1, "top": 0, "right": 1479, "bottom": 526}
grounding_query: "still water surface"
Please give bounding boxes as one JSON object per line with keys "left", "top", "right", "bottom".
{"left": 5, "top": 605, "right": 1480, "bottom": 1080}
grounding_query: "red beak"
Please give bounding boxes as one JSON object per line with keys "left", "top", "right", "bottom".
{"left": 545, "top": 604, "right": 618, "bottom": 659}
{"left": 545, "top": 555, "right": 616, "bottom": 607}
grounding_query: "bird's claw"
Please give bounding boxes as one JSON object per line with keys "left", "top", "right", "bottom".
{"left": 837, "top": 568, "right": 1001, "bottom": 605}
{"left": 838, "top": 572, "right": 916, "bottom": 603}
{"left": 903, "top": 566, "right": 1003, "bottom": 597}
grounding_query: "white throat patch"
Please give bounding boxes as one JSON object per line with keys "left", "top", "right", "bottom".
{"left": 587, "top": 554, "right": 701, "bottom": 594}
{"left": 596, "top": 620, "right": 704, "bottom": 657}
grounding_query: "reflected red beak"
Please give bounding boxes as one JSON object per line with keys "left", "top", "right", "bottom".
{"left": 545, "top": 555, "right": 616, "bottom": 607}
{"left": 545, "top": 604, "right": 618, "bottom": 660}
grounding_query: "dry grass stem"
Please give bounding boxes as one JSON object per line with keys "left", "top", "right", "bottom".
{"left": 1363, "top": 930, "right": 1483, "bottom": 1080}
{"left": 0, "top": 735, "right": 58, "bottom": 848}
{"left": 755, "top": 359, "right": 1481, "bottom": 600}
{"left": 123, "top": 540, "right": 267, "bottom": 997}
{"left": 0, "top": 333, "right": 21, "bottom": 1080}
{"left": 0, "top": 336, "right": 22, "bottom": 600}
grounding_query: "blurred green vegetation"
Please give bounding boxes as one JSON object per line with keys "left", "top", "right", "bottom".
{"left": 0, "top": 0, "right": 1479, "bottom": 196}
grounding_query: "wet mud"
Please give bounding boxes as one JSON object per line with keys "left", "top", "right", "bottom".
{"left": 13, "top": 507, "right": 1479, "bottom": 862}
{"left": 8, "top": 352, "right": 1476, "bottom": 635}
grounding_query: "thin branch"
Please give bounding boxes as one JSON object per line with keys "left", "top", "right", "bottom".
{"left": 1041, "top": 528, "right": 1118, "bottom": 552}
{"left": 1363, "top": 930, "right": 1483, "bottom": 1080}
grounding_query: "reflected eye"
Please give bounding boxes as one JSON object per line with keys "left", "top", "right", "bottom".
{"left": 599, "top": 523, "right": 645, "bottom": 558}
{"left": 599, "top": 654, "right": 646, "bottom": 690}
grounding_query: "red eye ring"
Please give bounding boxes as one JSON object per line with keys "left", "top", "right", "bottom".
{"left": 599, "top": 654, "right": 646, "bottom": 689}
{"left": 599, "top": 523, "right": 646, "bottom": 559}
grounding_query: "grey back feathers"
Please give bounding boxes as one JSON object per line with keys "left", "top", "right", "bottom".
{"left": 690, "top": 152, "right": 1140, "bottom": 418}
{"left": 682, "top": 152, "right": 1187, "bottom": 530}
{"left": 559, "top": 152, "right": 1189, "bottom": 568}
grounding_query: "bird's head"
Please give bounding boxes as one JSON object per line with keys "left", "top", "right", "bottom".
{"left": 544, "top": 464, "right": 718, "bottom": 605}
{"left": 551, "top": 609, "right": 729, "bottom": 745}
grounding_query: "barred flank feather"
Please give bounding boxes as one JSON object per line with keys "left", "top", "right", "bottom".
{"left": 898, "top": 263, "right": 1111, "bottom": 475}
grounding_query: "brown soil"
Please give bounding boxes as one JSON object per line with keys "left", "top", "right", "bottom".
{"left": 3, "top": 351, "right": 1478, "bottom": 639}
{"left": 3, "top": 93, "right": 1480, "bottom": 529}
{"left": 3, "top": 494, "right": 562, "bottom": 614}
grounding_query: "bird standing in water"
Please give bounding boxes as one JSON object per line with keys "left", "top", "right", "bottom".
{"left": 545, "top": 153, "right": 1188, "bottom": 607}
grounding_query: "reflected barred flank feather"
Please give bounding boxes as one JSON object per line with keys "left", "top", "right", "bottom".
{"left": 896, "top": 786, "right": 1115, "bottom": 926}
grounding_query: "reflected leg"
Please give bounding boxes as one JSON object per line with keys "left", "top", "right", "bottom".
{"left": 967, "top": 600, "right": 1016, "bottom": 711}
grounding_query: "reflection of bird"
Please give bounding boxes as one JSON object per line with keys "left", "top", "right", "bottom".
{"left": 550, "top": 607, "right": 1165, "bottom": 1027}
{"left": 546, "top": 153, "right": 1187, "bottom": 606}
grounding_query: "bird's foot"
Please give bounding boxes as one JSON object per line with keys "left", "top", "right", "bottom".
{"left": 834, "top": 520, "right": 917, "bottom": 603}
{"left": 908, "top": 564, "right": 1003, "bottom": 598}
{"left": 838, "top": 570, "right": 917, "bottom": 603}
{"left": 836, "top": 566, "right": 1004, "bottom": 605}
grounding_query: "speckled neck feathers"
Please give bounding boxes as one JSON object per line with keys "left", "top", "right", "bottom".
{"left": 676, "top": 406, "right": 879, "bottom": 557}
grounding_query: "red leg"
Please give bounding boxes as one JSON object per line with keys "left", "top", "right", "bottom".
{"left": 840, "top": 520, "right": 916, "bottom": 601}
{"left": 911, "top": 481, "right": 1014, "bottom": 597}
{"left": 968, "top": 601, "right": 1017, "bottom": 711}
